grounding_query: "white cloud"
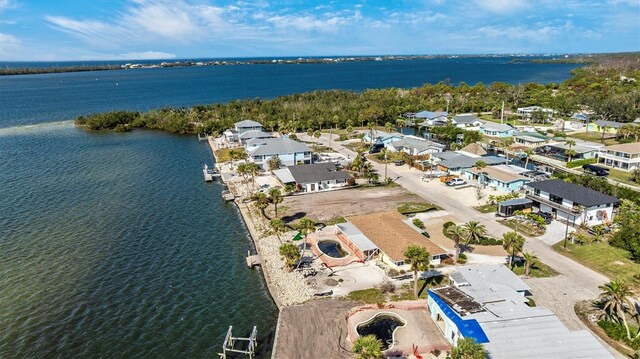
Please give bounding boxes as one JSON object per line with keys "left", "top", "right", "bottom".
{"left": 122, "top": 0, "right": 198, "bottom": 39}
{"left": 0, "top": 32, "right": 20, "bottom": 59}
{"left": 474, "top": 0, "right": 530, "bottom": 13}
{"left": 267, "top": 11, "right": 362, "bottom": 32}
{"left": 118, "top": 51, "right": 176, "bottom": 60}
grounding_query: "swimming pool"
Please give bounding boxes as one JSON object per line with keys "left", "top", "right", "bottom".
{"left": 317, "top": 240, "right": 348, "bottom": 258}
{"left": 356, "top": 313, "right": 406, "bottom": 350}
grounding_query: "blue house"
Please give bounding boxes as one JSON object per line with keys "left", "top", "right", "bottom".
{"left": 463, "top": 165, "right": 531, "bottom": 192}
{"left": 479, "top": 123, "right": 516, "bottom": 137}
{"left": 363, "top": 130, "right": 403, "bottom": 145}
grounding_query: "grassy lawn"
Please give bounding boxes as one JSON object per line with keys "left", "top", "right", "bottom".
{"left": 553, "top": 241, "right": 640, "bottom": 291}
{"left": 324, "top": 217, "right": 347, "bottom": 225}
{"left": 344, "top": 142, "right": 369, "bottom": 152}
{"left": 511, "top": 260, "right": 557, "bottom": 278}
{"left": 567, "top": 132, "right": 619, "bottom": 145}
{"left": 347, "top": 288, "right": 386, "bottom": 303}
{"left": 265, "top": 205, "right": 291, "bottom": 219}
{"left": 348, "top": 276, "right": 448, "bottom": 303}
{"left": 397, "top": 202, "right": 441, "bottom": 215}
{"left": 475, "top": 204, "right": 497, "bottom": 213}
{"left": 213, "top": 148, "right": 234, "bottom": 162}
{"left": 479, "top": 115, "right": 553, "bottom": 127}
{"left": 605, "top": 168, "right": 637, "bottom": 186}
{"left": 310, "top": 144, "right": 336, "bottom": 153}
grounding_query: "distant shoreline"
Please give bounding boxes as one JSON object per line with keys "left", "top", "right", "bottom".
{"left": 0, "top": 54, "right": 573, "bottom": 76}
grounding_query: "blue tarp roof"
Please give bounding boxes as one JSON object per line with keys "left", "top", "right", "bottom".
{"left": 428, "top": 289, "right": 490, "bottom": 344}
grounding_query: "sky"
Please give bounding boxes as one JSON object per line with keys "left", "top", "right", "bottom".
{"left": 0, "top": 0, "right": 638, "bottom": 61}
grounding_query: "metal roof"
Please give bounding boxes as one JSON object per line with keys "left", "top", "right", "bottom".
{"left": 526, "top": 179, "right": 619, "bottom": 207}
{"left": 272, "top": 168, "right": 295, "bottom": 183}
{"left": 498, "top": 198, "right": 533, "bottom": 206}
{"left": 335, "top": 222, "right": 378, "bottom": 252}
{"left": 235, "top": 119, "right": 263, "bottom": 128}
{"left": 435, "top": 152, "right": 506, "bottom": 169}
{"left": 238, "top": 130, "right": 272, "bottom": 140}
{"left": 452, "top": 114, "right": 482, "bottom": 124}
{"left": 246, "top": 137, "right": 310, "bottom": 156}
{"left": 595, "top": 119, "right": 626, "bottom": 129}
{"left": 480, "top": 122, "right": 515, "bottom": 132}
{"left": 415, "top": 110, "right": 448, "bottom": 119}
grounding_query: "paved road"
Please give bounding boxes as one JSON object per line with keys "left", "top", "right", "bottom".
{"left": 304, "top": 132, "right": 622, "bottom": 357}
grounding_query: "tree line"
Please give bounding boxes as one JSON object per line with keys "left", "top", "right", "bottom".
{"left": 75, "top": 61, "right": 640, "bottom": 135}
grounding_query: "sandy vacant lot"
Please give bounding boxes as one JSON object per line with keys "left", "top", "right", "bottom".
{"left": 279, "top": 186, "right": 428, "bottom": 223}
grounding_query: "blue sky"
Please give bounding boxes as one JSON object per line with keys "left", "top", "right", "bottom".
{"left": 0, "top": 0, "right": 638, "bottom": 61}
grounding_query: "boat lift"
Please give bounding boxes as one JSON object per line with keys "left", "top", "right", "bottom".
{"left": 219, "top": 326, "right": 257, "bottom": 359}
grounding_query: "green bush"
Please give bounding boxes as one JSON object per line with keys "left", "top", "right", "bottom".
{"left": 338, "top": 134, "right": 349, "bottom": 141}
{"left": 421, "top": 231, "right": 431, "bottom": 238}
{"left": 597, "top": 320, "right": 640, "bottom": 350}
{"left": 566, "top": 158, "right": 597, "bottom": 168}
{"left": 457, "top": 253, "right": 468, "bottom": 264}
{"left": 442, "top": 221, "right": 456, "bottom": 238}
{"left": 412, "top": 218, "right": 425, "bottom": 229}
{"left": 478, "top": 237, "right": 504, "bottom": 246}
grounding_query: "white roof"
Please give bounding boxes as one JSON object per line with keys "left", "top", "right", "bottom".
{"left": 336, "top": 222, "right": 378, "bottom": 252}
{"left": 246, "top": 137, "right": 310, "bottom": 156}
{"left": 235, "top": 119, "right": 262, "bottom": 128}
{"left": 272, "top": 168, "right": 295, "bottom": 183}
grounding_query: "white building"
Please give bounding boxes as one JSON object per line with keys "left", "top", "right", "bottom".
{"left": 516, "top": 106, "right": 554, "bottom": 119}
{"left": 427, "top": 265, "right": 613, "bottom": 359}
{"left": 451, "top": 114, "right": 484, "bottom": 128}
{"left": 273, "top": 162, "right": 351, "bottom": 193}
{"left": 245, "top": 137, "right": 312, "bottom": 169}
{"left": 524, "top": 179, "right": 619, "bottom": 226}
{"left": 223, "top": 120, "right": 265, "bottom": 143}
{"left": 598, "top": 142, "right": 640, "bottom": 172}
{"left": 386, "top": 135, "right": 445, "bottom": 156}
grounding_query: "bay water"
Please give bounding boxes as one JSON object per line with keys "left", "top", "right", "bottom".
{"left": 0, "top": 58, "right": 580, "bottom": 358}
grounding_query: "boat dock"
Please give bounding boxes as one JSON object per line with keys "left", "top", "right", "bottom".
{"left": 203, "top": 164, "right": 220, "bottom": 182}
{"left": 246, "top": 251, "right": 262, "bottom": 268}
{"left": 221, "top": 190, "right": 235, "bottom": 201}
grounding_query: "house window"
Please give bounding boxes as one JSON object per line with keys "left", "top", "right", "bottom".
{"left": 534, "top": 188, "right": 540, "bottom": 196}
{"left": 549, "top": 194, "right": 563, "bottom": 204}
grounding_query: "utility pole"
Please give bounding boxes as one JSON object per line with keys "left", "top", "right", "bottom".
{"left": 500, "top": 101, "right": 504, "bottom": 124}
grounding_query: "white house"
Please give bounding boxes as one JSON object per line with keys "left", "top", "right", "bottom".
{"left": 463, "top": 165, "right": 531, "bottom": 192}
{"left": 451, "top": 114, "right": 484, "bottom": 128}
{"left": 427, "top": 265, "right": 612, "bottom": 359}
{"left": 479, "top": 123, "right": 517, "bottom": 137}
{"left": 223, "top": 119, "right": 265, "bottom": 143}
{"left": 245, "top": 137, "right": 312, "bottom": 169}
{"left": 272, "top": 162, "right": 351, "bottom": 193}
{"left": 415, "top": 111, "right": 449, "bottom": 126}
{"left": 598, "top": 142, "right": 640, "bottom": 172}
{"left": 386, "top": 136, "right": 445, "bottom": 156}
{"left": 524, "top": 179, "right": 619, "bottom": 226}
{"left": 517, "top": 106, "right": 554, "bottom": 119}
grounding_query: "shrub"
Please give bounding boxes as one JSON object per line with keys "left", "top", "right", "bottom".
{"left": 378, "top": 280, "right": 395, "bottom": 293}
{"left": 442, "top": 221, "right": 456, "bottom": 238}
{"left": 421, "top": 231, "right": 431, "bottom": 238}
{"left": 597, "top": 320, "right": 640, "bottom": 350}
{"left": 388, "top": 269, "right": 400, "bottom": 277}
{"left": 478, "top": 237, "right": 503, "bottom": 246}
{"left": 456, "top": 253, "right": 468, "bottom": 264}
{"left": 412, "top": 218, "right": 425, "bottom": 229}
{"left": 288, "top": 133, "right": 298, "bottom": 140}
{"left": 338, "top": 134, "right": 349, "bottom": 141}
{"left": 566, "top": 158, "right": 597, "bottom": 168}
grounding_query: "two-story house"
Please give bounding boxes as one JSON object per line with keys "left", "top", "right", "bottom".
{"left": 245, "top": 137, "right": 312, "bottom": 169}
{"left": 223, "top": 120, "right": 265, "bottom": 143}
{"left": 524, "top": 179, "right": 619, "bottom": 227}
{"left": 598, "top": 142, "right": 640, "bottom": 172}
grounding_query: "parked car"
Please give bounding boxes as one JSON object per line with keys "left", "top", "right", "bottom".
{"left": 536, "top": 211, "right": 553, "bottom": 224}
{"left": 446, "top": 178, "right": 466, "bottom": 187}
{"left": 369, "top": 143, "right": 384, "bottom": 154}
{"left": 394, "top": 160, "right": 405, "bottom": 166}
{"left": 582, "top": 164, "right": 609, "bottom": 177}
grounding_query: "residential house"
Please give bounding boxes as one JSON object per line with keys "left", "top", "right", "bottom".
{"left": 237, "top": 129, "right": 273, "bottom": 143}
{"left": 363, "top": 130, "right": 404, "bottom": 145}
{"left": 386, "top": 136, "right": 445, "bottom": 156}
{"left": 427, "top": 265, "right": 612, "bottom": 358}
{"left": 516, "top": 106, "right": 554, "bottom": 119}
{"left": 451, "top": 114, "right": 484, "bottom": 128}
{"left": 458, "top": 143, "right": 487, "bottom": 156}
{"left": 416, "top": 111, "right": 449, "bottom": 127}
{"left": 590, "top": 120, "right": 626, "bottom": 134}
{"left": 245, "top": 137, "right": 312, "bottom": 169}
{"left": 479, "top": 123, "right": 517, "bottom": 137}
{"left": 346, "top": 211, "right": 448, "bottom": 270}
{"left": 535, "top": 140, "right": 602, "bottom": 162}
{"left": 272, "top": 162, "right": 351, "bottom": 193}
{"left": 513, "top": 133, "right": 549, "bottom": 148}
{"left": 463, "top": 165, "right": 531, "bottom": 192}
{"left": 223, "top": 119, "right": 264, "bottom": 143}
{"left": 598, "top": 142, "right": 640, "bottom": 171}
{"left": 431, "top": 152, "right": 506, "bottom": 173}
{"left": 524, "top": 179, "right": 619, "bottom": 226}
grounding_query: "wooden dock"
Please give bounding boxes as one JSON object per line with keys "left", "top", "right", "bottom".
{"left": 221, "top": 190, "right": 235, "bottom": 201}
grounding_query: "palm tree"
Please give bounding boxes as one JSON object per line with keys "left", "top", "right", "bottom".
{"left": 502, "top": 231, "right": 525, "bottom": 268}
{"left": 279, "top": 242, "right": 300, "bottom": 271}
{"left": 446, "top": 224, "right": 467, "bottom": 260}
{"left": 591, "top": 225, "right": 606, "bottom": 243}
{"left": 564, "top": 139, "right": 577, "bottom": 162}
{"left": 245, "top": 162, "right": 260, "bottom": 190}
{"left": 498, "top": 138, "right": 514, "bottom": 162}
{"left": 523, "top": 148, "right": 534, "bottom": 169}
{"left": 450, "top": 337, "right": 487, "bottom": 359}
{"left": 601, "top": 125, "right": 609, "bottom": 143}
{"left": 474, "top": 160, "right": 487, "bottom": 187}
{"left": 251, "top": 192, "right": 269, "bottom": 217}
{"left": 367, "top": 121, "right": 377, "bottom": 144}
{"left": 297, "top": 217, "right": 316, "bottom": 256}
{"left": 599, "top": 279, "right": 637, "bottom": 340}
{"left": 352, "top": 334, "right": 383, "bottom": 359}
{"left": 404, "top": 245, "right": 431, "bottom": 298}
{"left": 523, "top": 251, "right": 537, "bottom": 276}
{"left": 270, "top": 219, "right": 286, "bottom": 243}
{"left": 384, "top": 121, "right": 394, "bottom": 134}
{"left": 463, "top": 221, "right": 487, "bottom": 245}
{"left": 268, "top": 188, "right": 283, "bottom": 218}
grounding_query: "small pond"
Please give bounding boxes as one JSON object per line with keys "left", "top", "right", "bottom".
{"left": 356, "top": 313, "right": 406, "bottom": 350}
{"left": 317, "top": 240, "right": 348, "bottom": 258}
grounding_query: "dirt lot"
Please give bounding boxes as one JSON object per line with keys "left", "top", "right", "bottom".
{"left": 279, "top": 186, "right": 428, "bottom": 223}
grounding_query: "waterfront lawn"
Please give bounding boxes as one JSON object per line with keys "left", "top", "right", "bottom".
{"left": 511, "top": 260, "right": 557, "bottom": 278}
{"left": 347, "top": 288, "right": 386, "bottom": 303}
{"left": 567, "top": 132, "right": 619, "bottom": 145}
{"left": 397, "top": 202, "right": 440, "bottom": 215}
{"left": 553, "top": 241, "right": 640, "bottom": 291}
{"left": 475, "top": 204, "right": 497, "bottom": 213}
{"left": 214, "top": 148, "right": 234, "bottom": 162}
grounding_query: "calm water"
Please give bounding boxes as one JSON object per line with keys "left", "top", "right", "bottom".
{"left": 0, "top": 58, "right": 580, "bottom": 358}
{"left": 0, "top": 58, "right": 580, "bottom": 129}
{"left": 0, "top": 125, "right": 278, "bottom": 358}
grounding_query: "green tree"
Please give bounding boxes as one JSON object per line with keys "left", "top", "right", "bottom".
{"left": 244, "top": 162, "right": 260, "bottom": 190}
{"left": 270, "top": 219, "right": 286, "bottom": 243}
{"left": 447, "top": 224, "right": 467, "bottom": 261}
{"left": 523, "top": 251, "right": 537, "bottom": 276}
{"left": 474, "top": 161, "right": 487, "bottom": 186}
{"left": 252, "top": 192, "right": 269, "bottom": 217}
{"left": 284, "top": 183, "right": 296, "bottom": 195}
{"left": 502, "top": 231, "right": 525, "bottom": 268}
{"left": 404, "top": 245, "right": 431, "bottom": 298}
{"left": 591, "top": 224, "right": 606, "bottom": 243}
{"left": 463, "top": 221, "right": 487, "bottom": 245}
{"left": 599, "top": 279, "right": 637, "bottom": 340}
{"left": 267, "top": 155, "right": 282, "bottom": 171}
{"left": 629, "top": 169, "right": 640, "bottom": 184}
{"left": 523, "top": 148, "right": 534, "bottom": 169}
{"left": 268, "top": 188, "right": 284, "bottom": 218}
{"left": 564, "top": 139, "right": 577, "bottom": 162}
{"left": 384, "top": 121, "right": 394, "bottom": 134}
{"left": 609, "top": 200, "right": 640, "bottom": 263}
{"left": 450, "top": 337, "right": 487, "bottom": 359}
{"left": 352, "top": 334, "right": 383, "bottom": 359}
{"left": 279, "top": 242, "right": 300, "bottom": 271}
{"left": 297, "top": 217, "right": 316, "bottom": 239}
